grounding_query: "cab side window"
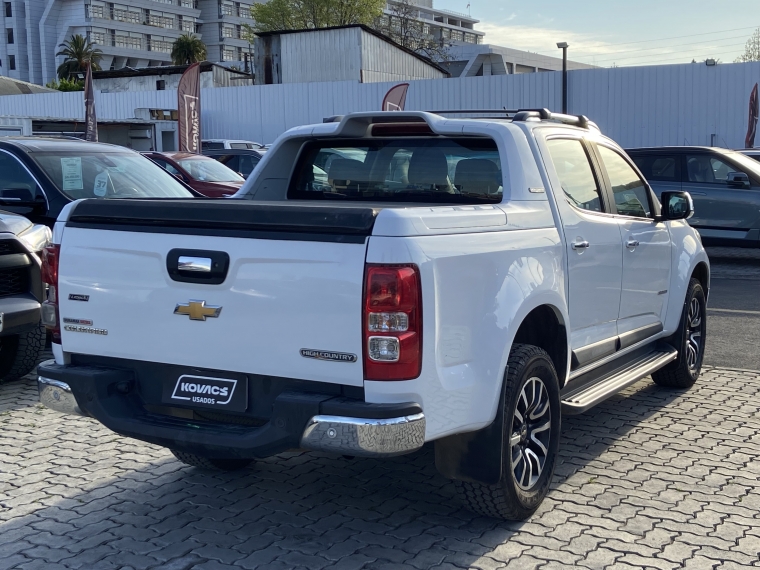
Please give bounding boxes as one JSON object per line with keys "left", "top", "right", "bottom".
{"left": 546, "top": 139, "right": 604, "bottom": 212}
{"left": 0, "top": 152, "right": 39, "bottom": 202}
{"left": 597, "top": 146, "right": 651, "bottom": 218}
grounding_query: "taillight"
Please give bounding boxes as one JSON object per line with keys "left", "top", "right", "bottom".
{"left": 363, "top": 264, "right": 422, "bottom": 380}
{"left": 40, "top": 245, "right": 60, "bottom": 343}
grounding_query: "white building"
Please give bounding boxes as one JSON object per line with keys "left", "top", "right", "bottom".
{"left": 1, "top": 0, "right": 205, "bottom": 86}
{"left": 444, "top": 43, "right": 595, "bottom": 77}
{"left": 197, "top": 0, "right": 255, "bottom": 68}
{"left": 381, "top": 0, "right": 484, "bottom": 46}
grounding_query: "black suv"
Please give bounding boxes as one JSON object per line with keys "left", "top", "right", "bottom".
{"left": 0, "top": 138, "right": 196, "bottom": 227}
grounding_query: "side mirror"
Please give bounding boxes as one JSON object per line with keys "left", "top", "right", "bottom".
{"left": 0, "top": 187, "right": 38, "bottom": 208}
{"left": 659, "top": 191, "right": 694, "bottom": 221}
{"left": 727, "top": 171, "right": 751, "bottom": 189}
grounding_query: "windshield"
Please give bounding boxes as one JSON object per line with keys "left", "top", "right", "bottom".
{"left": 287, "top": 138, "right": 503, "bottom": 204}
{"left": 726, "top": 151, "right": 760, "bottom": 179}
{"left": 32, "top": 151, "right": 194, "bottom": 200}
{"left": 177, "top": 157, "right": 244, "bottom": 182}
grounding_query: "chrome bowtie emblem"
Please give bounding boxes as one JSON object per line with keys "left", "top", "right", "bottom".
{"left": 174, "top": 300, "right": 222, "bottom": 321}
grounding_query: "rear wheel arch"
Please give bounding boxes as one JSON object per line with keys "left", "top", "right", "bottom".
{"left": 511, "top": 304, "right": 569, "bottom": 388}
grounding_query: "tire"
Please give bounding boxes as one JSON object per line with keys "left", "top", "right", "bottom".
{"left": 170, "top": 449, "right": 253, "bottom": 471}
{"left": 455, "top": 344, "right": 561, "bottom": 520}
{"left": 652, "top": 278, "right": 706, "bottom": 389}
{"left": 0, "top": 322, "right": 46, "bottom": 383}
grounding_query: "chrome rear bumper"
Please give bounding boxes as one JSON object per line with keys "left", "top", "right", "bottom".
{"left": 300, "top": 413, "right": 426, "bottom": 457}
{"left": 38, "top": 376, "right": 85, "bottom": 417}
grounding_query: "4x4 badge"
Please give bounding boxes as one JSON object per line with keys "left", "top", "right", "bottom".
{"left": 174, "top": 300, "right": 222, "bottom": 321}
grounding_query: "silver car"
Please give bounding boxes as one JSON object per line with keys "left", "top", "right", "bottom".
{"left": 627, "top": 146, "right": 760, "bottom": 247}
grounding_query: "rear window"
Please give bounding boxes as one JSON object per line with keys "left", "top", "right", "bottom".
{"left": 288, "top": 138, "right": 503, "bottom": 203}
{"left": 201, "top": 142, "right": 224, "bottom": 150}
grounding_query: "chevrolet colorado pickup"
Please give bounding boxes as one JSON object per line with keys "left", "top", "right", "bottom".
{"left": 37, "top": 109, "right": 709, "bottom": 520}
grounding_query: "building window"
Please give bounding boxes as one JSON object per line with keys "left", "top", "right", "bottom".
{"left": 221, "top": 25, "right": 233, "bottom": 38}
{"left": 220, "top": 2, "right": 234, "bottom": 16}
{"left": 179, "top": 16, "right": 195, "bottom": 32}
{"left": 147, "top": 12, "right": 175, "bottom": 29}
{"left": 156, "top": 80, "right": 166, "bottom": 90}
{"left": 8, "top": 55, "right": 15, "bottom": 70}
{"left": 112, "top": 5, "right": 141, "bottom": 24}
{"left": 6, "top": 28, "right": 12, "bottom": 44}
{"left": 149, "top": 37, "right": 172, "bottom": 52}
{"left": 180, "top": 0, "right": 195, "bottom": 7}
{"left": 238, "top": 2, "right": 252, "bottom": 18}
{"left": 223, "top": 47, "right": 235, "bottom": 61}
{"left": 91, "top": 30, "right": 106, "bottom": 44}
{"left": 4, "top": 2, "right": 10, "bottom": 18}
{"left": 115, "top": 33, "right": 143, "bottom": 50}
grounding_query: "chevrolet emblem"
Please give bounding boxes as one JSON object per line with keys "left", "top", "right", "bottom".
{"left": 174, "top": 300, "right": 222, "bottom": 321}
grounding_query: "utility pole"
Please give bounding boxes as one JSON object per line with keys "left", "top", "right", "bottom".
{"left": 557, "top": 42, "right": 568, "bottom": 114}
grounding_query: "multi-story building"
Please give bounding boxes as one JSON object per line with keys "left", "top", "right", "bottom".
{"left": 1, "top": 0, "right": 203, "bottom": 85}
{"left": 197, "top": 0, "right": 255, "bottom": 67}
{"left": 379, "top": 0, "right": 484, "bottom": 47}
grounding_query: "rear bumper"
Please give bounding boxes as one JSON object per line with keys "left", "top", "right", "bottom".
{"left": 37, "top": 360, "right": 425, "bottom": 459}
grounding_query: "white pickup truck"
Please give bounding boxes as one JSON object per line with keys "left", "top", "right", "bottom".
{"left": 38, "top": 109, "right": 709, "bottom": 520}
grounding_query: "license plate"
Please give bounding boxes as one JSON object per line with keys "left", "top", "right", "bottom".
{"left": 162, "top": 373, "right": 248, "bottom": 412}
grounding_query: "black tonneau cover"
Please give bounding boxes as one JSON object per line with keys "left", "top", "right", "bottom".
{"left": 66, "top": 199, "right": 381, "bottom": 242}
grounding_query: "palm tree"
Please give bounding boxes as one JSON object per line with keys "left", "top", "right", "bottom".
{"left": 171, "top": 33, "right": 207, "bottom": 65}
{"left": 56, "top": 34, "right": 103, "bottom": 79}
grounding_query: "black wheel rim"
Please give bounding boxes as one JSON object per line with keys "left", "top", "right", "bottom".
{"left": 686, "top": 296, "right": 703, "bottom": 372}
{"left": 510, "top": 376, "right": 552, "bottom": 491}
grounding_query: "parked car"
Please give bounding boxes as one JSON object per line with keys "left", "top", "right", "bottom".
{"left": 740, "top": 148, "right": 760, "bottom": 162}
{"left": 627, "top": 146, "right": 760, "bottom": 247}
{"left": 202, "top": 148, "right": 266, "bottom": 179}
{"left": 0, "top": 138, "right": 196, "bottom": 227}
{"left": 0, "top": 211, "right": 50, "bottom": 382}
{"left": 38, "top": 109, "right": 709, "bottom": 521}
{"left": 201, "top": 139, "right": 264, "bottom": 151}
{"left": 143, "top": 151, "right": 245, "bottom": 198}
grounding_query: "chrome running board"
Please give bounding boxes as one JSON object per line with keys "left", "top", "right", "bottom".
{"left": 561, "top": 347, "right": 678, "bottom": 415}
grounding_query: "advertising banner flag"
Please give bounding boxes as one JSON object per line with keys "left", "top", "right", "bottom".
{"left": 178, "top": 63, "right": 201, "bottom": 153}
{"left": 382, "top": 83, "right": 409, "bottom": 111}
{"left": 84, "top": 63, "right": 98, "bottom": 142}
{"left": 745, "top": 83, "right": 759, "bottom": 149}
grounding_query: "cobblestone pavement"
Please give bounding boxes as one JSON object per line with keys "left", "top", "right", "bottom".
{"left": 1, "top": 359, "right": 760, "bottom": 570}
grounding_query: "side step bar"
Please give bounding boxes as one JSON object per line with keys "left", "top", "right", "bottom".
{"left": 561, "top": 347, "right": 678, "bottom": 415}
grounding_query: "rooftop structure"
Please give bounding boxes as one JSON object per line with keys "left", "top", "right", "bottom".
{"left": 380, "top": 0, "right": 484, "bottom": 46}
{"left": 443, "top": 43, "right": 595, "bottom": 77}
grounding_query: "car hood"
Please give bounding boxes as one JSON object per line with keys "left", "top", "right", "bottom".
{"left": 0, "top": 210, "right": 33, "bottom": 236}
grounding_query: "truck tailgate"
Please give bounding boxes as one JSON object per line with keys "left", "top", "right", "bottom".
{"left": 57, "top": 200, "right": 378, "bottom": 387}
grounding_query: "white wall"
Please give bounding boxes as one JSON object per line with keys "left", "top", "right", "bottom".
{"left": 0, "top": 61, "right": 758, "bottom": 148}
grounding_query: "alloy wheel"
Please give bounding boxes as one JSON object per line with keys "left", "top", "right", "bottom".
{"left": 686, "top": 296, "right": 703, "bottom": 371}
{"left": 510, "top": 376, "right": 552, "bottom": 490}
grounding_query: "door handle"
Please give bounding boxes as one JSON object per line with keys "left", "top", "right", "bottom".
{"left": 571, "top": 240, "right": 590, "bottom": 250}
{"left": 626, "top": 240, "right": 640, "bottom": 248}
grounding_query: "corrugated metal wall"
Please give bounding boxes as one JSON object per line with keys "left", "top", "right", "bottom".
{"left": 280, "top": 28, "right": 363, "bottom": 84}
{"left": 1, "top": 61, "right": 758, "bottom": 147}
{"left": 360, "top": 32, "right": 448, "bottom": 82}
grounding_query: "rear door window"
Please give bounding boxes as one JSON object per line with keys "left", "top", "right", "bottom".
{"left": 630, "top": 154, "right": 680, "bottom": 182}
{"left": 545, "top": 138, "right": 605, "bottom": 212}
{"left": 289, "top": 138, "right": 503, "bottom": 204}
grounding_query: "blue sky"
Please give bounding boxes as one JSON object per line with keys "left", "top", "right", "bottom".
{"left": 434, "top": 0, "right": 760, "bottom": 67}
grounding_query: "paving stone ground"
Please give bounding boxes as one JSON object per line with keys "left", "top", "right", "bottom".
{"left": 1, "top": 356, "right": 759, "bottom": 570}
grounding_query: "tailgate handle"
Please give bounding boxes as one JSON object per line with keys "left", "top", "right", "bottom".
{"left": 178, "top": 256, "right": 212, "bottom": 273}
{"left": 167, "top": 249, "right": 229, "bottom": 285}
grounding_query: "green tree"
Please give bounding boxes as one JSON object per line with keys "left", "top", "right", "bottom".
{"left": 56, "top": 34, "right": 102, "bottom": 79}
{"left": 245, "top": 0, "right": 384, "bottom": 34}
{"left": 735, "top": 28, "right": 760, "bottom": 62}
{"left": 171, "top": 33, "right": 207, "bottom": 65}
{"left": 45, "top": 78, "right": 85, "bottom": 92}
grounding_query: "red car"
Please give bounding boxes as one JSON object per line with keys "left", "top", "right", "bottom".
{"left": 142, "top": 152, "right": 244, "bottom": 198}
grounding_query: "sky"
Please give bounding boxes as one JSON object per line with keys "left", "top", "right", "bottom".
{"left": 433, "top": 0, "right": 760, "bottom": 67}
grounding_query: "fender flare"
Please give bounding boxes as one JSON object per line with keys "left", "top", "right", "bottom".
{"left": 434, "top": 294, "right": 568, "bottom": 485}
